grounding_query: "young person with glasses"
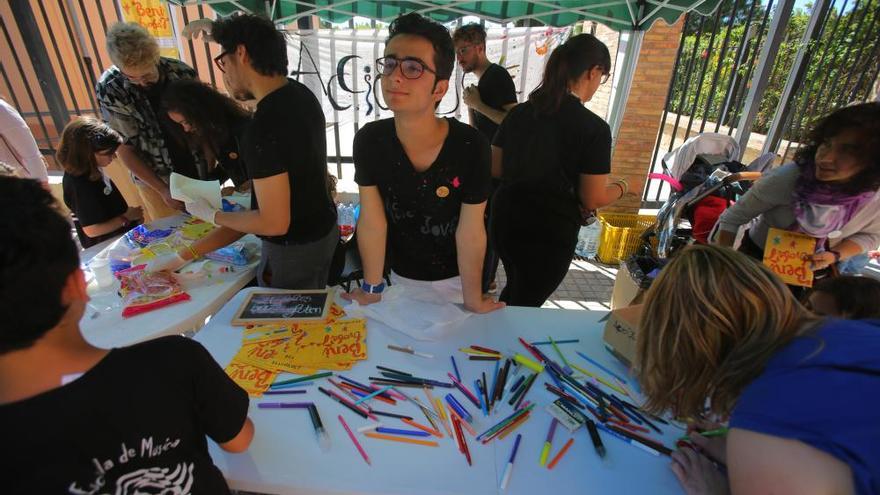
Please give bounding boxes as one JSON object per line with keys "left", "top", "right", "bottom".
{"left": 56, "top": 117, "right": 144, "bottom": 248}
{"left": 149, "top": 14, "right": 338, "bottom": 290}
{"left": 342, "top": 13, "right": 504, "bottom": 314}
{"left": 490, "top": 34, "right": 626, "bottom": 307}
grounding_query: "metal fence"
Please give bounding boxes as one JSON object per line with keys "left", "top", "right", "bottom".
{"left": 642, "top": 0, "right": 880, "bottom": 208}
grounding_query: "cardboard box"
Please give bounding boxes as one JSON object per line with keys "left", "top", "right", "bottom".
{"left": 602, "top": 304, "right": 643, "bottom": 368}
{"left": 610, "top": 258, "right": 654, "bottom": 309}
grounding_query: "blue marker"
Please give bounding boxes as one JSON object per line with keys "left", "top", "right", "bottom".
{"left": 576, "top": 351, "right": 628, "bottom": 384}
{"left": 450, "top": 355, "right": 461, "bottom": 382}
{"left": 500, "top": 434, "right": 522, "bottom": 490}
{"left": 475, "top": 379, "right": 489, "bottom": 417}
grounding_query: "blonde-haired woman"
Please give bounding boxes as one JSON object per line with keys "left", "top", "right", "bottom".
{"left": 96, "top": 21, "right": 196, "bottom": 222}
{"left": 636, "top": 244, "right": 878, "bottom": 495}
{"left": 57, "top": 117, "right": 143, "bottom": 247}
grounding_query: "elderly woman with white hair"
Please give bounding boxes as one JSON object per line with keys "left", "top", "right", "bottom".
{"left": 95, "top": 21, "right": 197, "bottom": 221}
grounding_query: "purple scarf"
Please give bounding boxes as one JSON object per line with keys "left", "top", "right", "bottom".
{"left": 792, "top": 161, "right": 875, "bottom": 239}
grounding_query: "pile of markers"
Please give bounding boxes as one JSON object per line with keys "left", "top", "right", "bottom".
{"left": 253, "top": 334, "right": 676, "bottom": 492}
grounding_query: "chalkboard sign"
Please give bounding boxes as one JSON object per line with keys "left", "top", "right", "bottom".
{"left": 232, "top": 290, "right": 333, "bottom": 326}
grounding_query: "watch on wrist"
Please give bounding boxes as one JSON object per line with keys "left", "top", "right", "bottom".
{"left": 361, "top": 281, "right": 385, "bottom": 294}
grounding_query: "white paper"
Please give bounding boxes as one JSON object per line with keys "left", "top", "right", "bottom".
{"left": 169, "top": 172, "right": 223, "bottom": 209}
{"left": 345, "top": 274, "right": 472, "bottom": 341}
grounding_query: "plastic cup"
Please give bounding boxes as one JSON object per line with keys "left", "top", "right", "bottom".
{"left": 90, "top": 257, "right": 115, "bottom": 288}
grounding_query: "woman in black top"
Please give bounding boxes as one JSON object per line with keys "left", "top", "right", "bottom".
{"left": 490, "top": 34, "right": 628, "bottom": 307}
{"left": 162, "top": 79, "right": 251, "bottom": 194}
{"left": 58, "top": 118, "right": 143, "bottom": 248}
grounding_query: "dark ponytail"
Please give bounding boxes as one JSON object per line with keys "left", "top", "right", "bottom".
{"left": 529, "top": 34, "right": 611, "bottom": 114}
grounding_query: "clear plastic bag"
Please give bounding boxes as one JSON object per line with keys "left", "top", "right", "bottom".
{"left": 117, "top": 265, "right": 191, "bottom": 318}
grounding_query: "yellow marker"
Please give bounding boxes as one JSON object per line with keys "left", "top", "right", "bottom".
{"left": 570, "top": 363, "right": 627, "bottom": 396}
{"left": 514, "top": 353, "right": 545, "bottom": 373}
{"left": 435, "top": 397, "right": 452, "bottom": 437}
{"left": 458, "top": 347, "right": 501, "bottom": 357}
{"left": 539, "top": 442, "right": 552, "bottom": 466}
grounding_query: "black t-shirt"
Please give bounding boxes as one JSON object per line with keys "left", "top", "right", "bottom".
{"left": 473, "top": 63, "right": 517, "bottom": 142}
{"left": 215, "top": 116, "right": 250, "bottom": 187}
{"left": 354, "top": 118, "right": 491, "bottom": 281}
{"left": 145, "top": 79, "right": 196, "bottom": 177}
{"left": 0, "top": 336, "right": 248, "bottom": 494}
{"left": 63, "top": 171, "right": 129, "bottom": 247}
{"left": 243, "top": 79, "right": 337, "bottom": 244}
{"left": 493, "top": 94, "right": 611, "bottom": 223}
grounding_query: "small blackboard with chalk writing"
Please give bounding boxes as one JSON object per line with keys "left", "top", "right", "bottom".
{"left": 232, "top": 290, "right": 333, "bottom": 326}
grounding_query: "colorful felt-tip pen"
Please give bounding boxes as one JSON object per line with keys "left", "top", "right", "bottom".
{"left": 307, "top": 404, "right": 330, "bottom": 452}
{"left": 500, "top": 434, "right": 522, "bottom": 491}
{"left": 586, "top": 419, "right": 606, "bottom": 457}
{"left": 258, "top": 402, "right": 313, "bottom": 409}
{"left": 450, "top": 355, "right": 462, "bottom": 381}
{"left": 539, "top": 418, "right": 558, "bottom": 466}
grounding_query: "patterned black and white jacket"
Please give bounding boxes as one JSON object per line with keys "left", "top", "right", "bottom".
{"left": 95, "top": 57, "right": 196, "bottom": 178}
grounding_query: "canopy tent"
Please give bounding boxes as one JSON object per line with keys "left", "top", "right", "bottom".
{"left": 168, "top": 0, "right": 721, "bottom": 32}
{"left": 168, "top": 0, "right": 723, "bottom": 136}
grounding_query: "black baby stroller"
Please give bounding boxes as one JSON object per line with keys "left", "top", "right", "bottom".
{"left": 639, "top": 133, "right": 770, "bottom": 260}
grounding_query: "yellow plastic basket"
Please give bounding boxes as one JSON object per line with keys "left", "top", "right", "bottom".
{"left": 596, "top": 213, "right": 657, "bottom": 264}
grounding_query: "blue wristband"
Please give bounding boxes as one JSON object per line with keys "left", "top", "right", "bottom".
{"left": 361, "top": 281, "right": 385, "bottom": 294}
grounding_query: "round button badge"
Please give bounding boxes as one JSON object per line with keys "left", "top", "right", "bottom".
{"left": 436, "top": 186, "right": 449, "bottom": 198}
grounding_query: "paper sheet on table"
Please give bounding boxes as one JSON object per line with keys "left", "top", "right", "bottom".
{"left": 169, "top": 172, "right": 222, "bottom": 209}
{"left": 347, "top": 284, "right": 471, "bottom": 341}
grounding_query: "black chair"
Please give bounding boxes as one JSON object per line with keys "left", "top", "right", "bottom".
{"left": 326, "top": 231, "right": 391, "bottom": 292}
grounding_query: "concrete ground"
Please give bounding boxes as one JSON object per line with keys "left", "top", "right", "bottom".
{"left": 493, "top": 256, "right": 618, "bottom": 311}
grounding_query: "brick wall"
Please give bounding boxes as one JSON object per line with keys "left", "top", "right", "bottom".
{"left": 585, "top": 22, "right": 619, "bottom": 120}
{"left": 605, "top": 17, "right": 684, "bottom": 213}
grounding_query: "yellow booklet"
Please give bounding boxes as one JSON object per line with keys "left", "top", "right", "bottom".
{"left": 763, "top": 228, "right": 816, "bottom": 287}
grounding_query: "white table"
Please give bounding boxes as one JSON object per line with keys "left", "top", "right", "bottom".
{"left": 194, "top": 287, "right": 685, "bottom": 495}
{"left": 81, "top": 215, "right": 260, "bottom": 349}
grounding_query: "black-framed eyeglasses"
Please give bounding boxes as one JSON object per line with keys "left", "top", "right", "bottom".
{"left": 376, "top": 56, "right": 436, "bottom": 80}
{"left": 601, "top": 72, "right": 611, "bottom": 85}
{"left": 214, "top": 50, "right": 230, "bottom": 73}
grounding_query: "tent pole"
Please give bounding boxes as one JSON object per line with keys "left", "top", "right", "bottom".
{"left": 609, "top": 29, "right": 644, "bottom": 141}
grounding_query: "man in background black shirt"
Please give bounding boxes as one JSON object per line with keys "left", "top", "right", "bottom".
{"left": 453, "top": 23, "right": 518, "bottom": 142}
{"left": 453, "top": 23, "right": 518, "bottom": 293}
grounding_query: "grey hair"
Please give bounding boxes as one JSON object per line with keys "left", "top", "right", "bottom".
{"left": 106, "top": 22, "right": 160, "bottom": 69}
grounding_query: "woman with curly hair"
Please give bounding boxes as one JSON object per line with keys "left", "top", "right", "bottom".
{"left": 637, "top": 244, "right": 879, "bottom": 495}
{"left": 714, "top": 102, "right": 880, "bottom": 277}
{"left": 162, "top": 79, "right": 251, "bottom": 193}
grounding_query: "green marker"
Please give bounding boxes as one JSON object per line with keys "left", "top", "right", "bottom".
{"left": 271, "top": 371, "right": 333, "bottom": 388}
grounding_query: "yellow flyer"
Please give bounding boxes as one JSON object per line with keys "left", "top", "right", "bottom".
{"left": 325, "top": 302, "right": 347, "bottom": 323}
{"left": 242, "top": 324, "right": 292, "bottom": 345}
{"left": 224, "top": 360, "right": 277, "bottom": 396}
{"left": 268, "top": 340, "right": 354, "bottom": 373}
{"left": 289, "top": 319, "right": 368, "bottom": 367}
{"left": 763, "top": 228, "right": 816, "bottom": 287}
{"left": 232, "top": 338, "right": 289, "bottom": 370}
{"left": 119, "top": 0, "right": 180, "bottom": 59}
